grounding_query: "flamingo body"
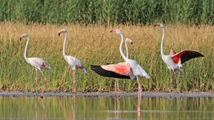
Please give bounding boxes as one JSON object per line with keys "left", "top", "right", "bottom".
{"left": 26, "top": 57, "right": 51, "bottom": 70}
{"left": 58, "top": 29, "right": 86, "bottom": 92}
{"left": 58, "top": 29, "right": 87, "bottom": 73}
{"left": 20, "top": 33, "right": 51, "bottom": 97}
{"left": 154, "top": 22, "right": 204, "bottom": 91}
{"left": 20, "top": 33, "right": 51, "bottom": 71}
{"left": 110, "top": 28, "right": 150, "bottom": 79}
{"left": 65, "top": 55, "right": 87, "bottom": 73}
{"left": 155, "top": 23, "right": 204, "bottom": 72}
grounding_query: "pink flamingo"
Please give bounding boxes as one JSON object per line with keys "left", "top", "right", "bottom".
{"left": 20, "top": 33, "right": 51, "bottom": 98}
{"left": 114, "top": 38, "right": 133, "bottom": 93}
{"left": 91, "top": 29, "right": 150, "bottom": 98}
{"left": 58, "top": 29, "right": 87, "bottom": 92}
{"left": 154, "top": 23, "right": 204, "bottom": 92}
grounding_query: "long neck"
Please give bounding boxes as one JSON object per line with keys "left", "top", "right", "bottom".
{"left": 119, "top": 33, "right": 127, "bottom": 61}
{"left": 63, "top": 32, "right": 68, "bottom": 57}
{"left": 125, "top": 41, "right": 129, "bottom": 58}
{"left": 161, "top": 26, "right": 165, "bottom": 57}
{"left": 24, "top": 36, "right": 29, "bottom": 61}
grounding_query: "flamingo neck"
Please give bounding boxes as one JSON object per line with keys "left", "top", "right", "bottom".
{"left": 161, "top": 26, "right": 165, "bottom": 57}
{"left": 63, "top": 32, "right": 68, "bottom": 58}
{"left": 24, "top": 36, "right": 29, "bottom": 61}
{"left": 125, "top": 40, "right": 129, "bottom": 58}
{"left": 119, "top": 33, "right": 127, "bottom": 61}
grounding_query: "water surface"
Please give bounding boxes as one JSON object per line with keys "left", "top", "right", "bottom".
{"left": 0, "top": 94, "right": 214, "bottom": 120}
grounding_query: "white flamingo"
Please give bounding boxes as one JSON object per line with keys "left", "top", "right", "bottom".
{"left": 154, "top": 23, "right": 204, "bottom": 92}
{"left": 20, "top": 33, "right": 51, "bottom": 98}
{"left": 58, "top": 29, "right": 87, "bottom": 92}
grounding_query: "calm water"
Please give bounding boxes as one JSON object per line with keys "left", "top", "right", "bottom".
{"left": 0, "top": 95, "right": 213, "bottom": 120}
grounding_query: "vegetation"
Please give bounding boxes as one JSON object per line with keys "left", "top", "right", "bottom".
{"left": 1, "top": 0, "right": 214, "bottom": 25}
{"left": 0, "top": 22, "right": 212, "bottom": 92}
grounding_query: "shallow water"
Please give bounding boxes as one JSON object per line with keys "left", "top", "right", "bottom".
{"left": 0, "top": 95, "right": 214, "bottom": 120}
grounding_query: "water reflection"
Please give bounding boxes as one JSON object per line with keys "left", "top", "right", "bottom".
{"left": 35, "top": 96, "right": 46, "bottom": 120}
{"left": 0, "top": 95, "right": 214, "bottom": 120}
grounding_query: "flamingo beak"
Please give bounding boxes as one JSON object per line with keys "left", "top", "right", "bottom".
{"left": 154, "top": 24, "right": 157, "bottom": 27}
{"left": 110, "top": 30, "right": 113, "bottom": 32}
{"left": 58, "top": 33, "right": 61, "bottom": 36}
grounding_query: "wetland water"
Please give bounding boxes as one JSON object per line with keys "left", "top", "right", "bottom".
{"left": 0, "top": 92, "right": 214, "bottom": 120}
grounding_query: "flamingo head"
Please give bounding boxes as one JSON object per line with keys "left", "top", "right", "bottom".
{"left": 125, "top": 38, "right": 133, "bottom": 44}
{"left": 110, "top": 28, "right": 122, "bottom": 34}
{"left": 58, "top": 29, "right": 67, "bottom": 36}
{"left": 20, "top": 33, "right": 28, "bottom": 40}
{"left": 154, "top": 23, "right": 164, "bottom": 28}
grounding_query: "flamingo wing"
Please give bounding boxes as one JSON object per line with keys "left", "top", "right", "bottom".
{"left": 172, "top": 50, "right": 204, "bottom": 64}
{"left": 27, "top": 57, "right": 51, "bottom": 69}
{"left": 90, "top": 63, "right": 131, "bottom": 79}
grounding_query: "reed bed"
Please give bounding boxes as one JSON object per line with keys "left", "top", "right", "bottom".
{"left": 1, "top": 0, "right": 214, "bottom": 25}
{"left": 0, "top": 22, "right": 213, "bottom": 92}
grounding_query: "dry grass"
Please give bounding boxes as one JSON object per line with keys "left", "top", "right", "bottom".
{"left": 0, "top": 22, "right": 213, "bottom": 92}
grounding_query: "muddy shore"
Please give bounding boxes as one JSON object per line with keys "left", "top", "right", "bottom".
{"left": 0, "top": 91, "right": 214, "bottom": 98}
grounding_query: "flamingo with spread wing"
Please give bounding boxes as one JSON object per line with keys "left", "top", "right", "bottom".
{"left": 154, "top": 23, "right": 204, "bottom": 92}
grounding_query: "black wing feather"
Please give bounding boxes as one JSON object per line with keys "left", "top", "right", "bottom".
{"left": 181, "top": 51, "right": 204, "bottom": 64}
{"left": 90, "top": 65, "right": 130, "bottom": 79}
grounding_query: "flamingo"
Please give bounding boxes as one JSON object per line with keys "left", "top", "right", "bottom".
{"left": 154, "top": 23, "right": 204, "bottom": 92}
{"left": 20, "top": 33, "right": 51, "bottom": 98}
{"left": 58, "top": 29, "right": 87, "bottom": 92}
{"left": 114, "top": 38, "right": 133, "bottom": 93}
{"left": 91, "top": 29, "right": 150, "bottom": 98}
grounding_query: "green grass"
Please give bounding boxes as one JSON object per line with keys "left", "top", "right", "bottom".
{"left": 1, "top": 0, "right": 214, "bottom": 25}
{"left": 0, "top": 22, "right": 212, "bottom": 92}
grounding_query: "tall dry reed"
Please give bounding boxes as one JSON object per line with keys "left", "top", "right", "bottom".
{"left": 0, "top": 22, "right": 212, "bottom": 92}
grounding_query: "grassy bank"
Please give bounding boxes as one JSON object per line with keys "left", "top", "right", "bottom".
{"left": 0, "top": 22, "right": 212, "bottom": 92}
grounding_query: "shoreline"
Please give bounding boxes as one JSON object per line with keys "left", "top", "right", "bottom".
{"left": 0, "top": 91, "right": 214, "bottom": 98}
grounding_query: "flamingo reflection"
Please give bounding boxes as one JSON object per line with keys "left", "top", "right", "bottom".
{"left": 72, "top": 96, "right": 76, "bottom": 120}
{"left": 137, "top": 93, "right": 141, "bottom": 120}
{"left": 35, "top": 96, "right": 46, "bottom": 120}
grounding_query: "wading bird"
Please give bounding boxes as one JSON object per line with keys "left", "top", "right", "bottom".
{"left": 154, "top": 23, "right": 204, "bottom": 92}
{"left": 91, "top": 29, "right": 150, "bottom": 97}
{"left": 58, "top": 29, "right": 87, "bottom": 92}
{"left": 20, "top": 33, "right": 51, "bottom": 98}
{"left": 114, "top": 38, "right": 133, "bottom": 93}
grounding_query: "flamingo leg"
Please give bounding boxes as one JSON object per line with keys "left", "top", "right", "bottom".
{"left": 39, "top": 70, "right": 47, "bottom": 81}
{"left": 72, "top": 70, "right": 76, "bottom": 93}
{"left": 39, "top": 70, "right": 46, "bottom": 98}
{"left": 35, "top": 69, "right": 38, "bottom": 96}
{"left": 136, "top": 76, "right": 142, "bottom": 114}
{"left": 174, "top": 72, "right": 183, "bottom": 100}
{"left": 114, "top": 79, "right": 121, "bottom": 99}
{"left": 117, "top": 79, "right": 121, "bottom": 98}
{"left": 169, "top": 70, "right": 173, "bottom": 92}
{"left": 136, "top": 77, "right": 142, "bottom": 97}
{"left": 114, "top": 79, "right": 117, "bottom": 99}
